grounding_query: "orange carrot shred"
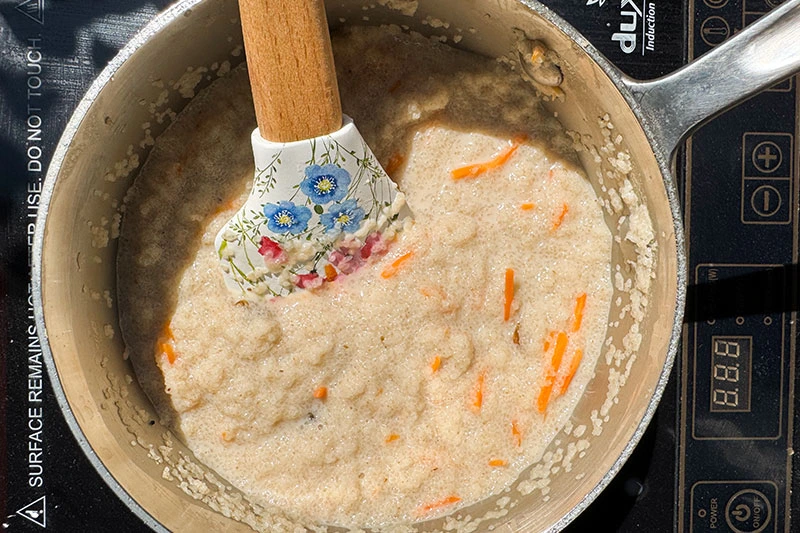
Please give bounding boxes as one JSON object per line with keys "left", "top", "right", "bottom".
{"left": 392, "top": 252, "right": 414, "bottom": 267}
{"left": 552, "top": 203, "right": 569, "bottom": 230}
{"left": 381, "top": 251, "right": 414, "bottom": 279}
{"left": 489, "top": 459, "right": 508, "bottom": 467}
{"left": 385, "top": 153, "right": 405, "bottom": 175}
{"left": 450, "top": 135, "right": 527, "bottom": 180}
{"left": 416, "top": 495, "right": 461, "bottom": 516}
{"left": 551, "top": 332, "right": 568, "bottom": 375}
{"left": 388, "top": 79, "right": 402, "bottom": 93}
{"left": 536, "top": 383, "right": 554, "bottom": 414}
{"left": 472, "top": 371, "right": 486, "bottom": 411}
{"left": 572, "top": 293, "right": 587, "bottom": 332}
{"left": 161, "top": 342, "right": 177, "bottom": 365}
{"left": 324, "top": 264, "right": 338, "bottom": 282}
{"left": 511, "top": 420, "right": 523, "bottom": 447}
{"left": 503, "top": 268, "right": 515, "bottom": 321}
{"left": 536, "top": 331, "right": 568, "bottom": 413}
{"left": 385, "top": 433, "right": 400, "bottom": 443}
{"left": 520, "top": 202, "right": 536, "bottom": 211}
{"left": 431, "top": 356, "right": 442, "bottom": 373}
{"left": 313, "top": 386, "right": 328, "bottom": 400}
{"left": 221, "top": 431, "right": 235, "bottom": 443}
{"left": 557, "top": 349, "right": 584, "bottom": 396}
{"left": 158, "top": 324, "right": 177, "bottom": 364}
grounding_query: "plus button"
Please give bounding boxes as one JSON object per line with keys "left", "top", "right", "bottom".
{"left": 757, "top": 146, "right": 778, "bottom": 168}
{"left": 752, "top": 141, "right": 783, "bottom": 174}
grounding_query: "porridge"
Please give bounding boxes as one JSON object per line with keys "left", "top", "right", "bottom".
{"left": 118, "top": 26, "right": 613, "bottom": 528}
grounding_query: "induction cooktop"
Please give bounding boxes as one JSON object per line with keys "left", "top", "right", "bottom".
{"left": 1, "top": 1, "right": 796, "bottom": 531}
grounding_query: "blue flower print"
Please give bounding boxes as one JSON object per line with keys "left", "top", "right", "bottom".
{"left": 320, "top": 199, "right": 365, "bottom": 234}
{"left": 300, "top": 164, "right": 351, "bottom": 205}
{"left": 263, "top": 201, "right": 312, "bottom": 235}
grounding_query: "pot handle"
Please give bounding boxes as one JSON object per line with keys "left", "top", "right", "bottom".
{"left": 623, "top": 0, "right": 800, "bottom": 158}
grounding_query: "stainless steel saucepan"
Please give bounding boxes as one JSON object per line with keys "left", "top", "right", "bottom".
{"left": 33, "top": 0, "right": 800, "bottom": 531}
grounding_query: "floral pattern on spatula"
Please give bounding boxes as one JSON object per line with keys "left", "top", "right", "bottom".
{"left": 216, "top": 125, "right": 408, "bottom": 298}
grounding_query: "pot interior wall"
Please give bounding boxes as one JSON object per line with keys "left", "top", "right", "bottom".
{"left": 39, "top": 0, "right": 679, "bottom": 531}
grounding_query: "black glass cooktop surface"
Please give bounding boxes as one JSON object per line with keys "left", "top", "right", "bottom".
{"left": 1, "top": 1, "right": 796, "bottom": 531}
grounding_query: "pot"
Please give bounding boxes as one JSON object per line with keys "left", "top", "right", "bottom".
{"left": 32, "top": 0, "right": 800, "bottom": 531}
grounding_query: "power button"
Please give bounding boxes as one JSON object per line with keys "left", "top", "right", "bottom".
{"left": 725, "top": 489, "right": 773, "bottom": 533}
{"left": 690, "top": 481, "right": 777, "bottom": 532}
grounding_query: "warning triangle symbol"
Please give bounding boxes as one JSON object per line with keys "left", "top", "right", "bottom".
{"left": 15, "top": 0, "right": 44, "bottom": 25}
{"left": 16, "top": 495, "right": 46, "bottom": 528}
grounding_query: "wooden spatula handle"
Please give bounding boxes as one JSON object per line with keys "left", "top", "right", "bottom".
{"left": 238, "top": 0, "right": 343, "bottom": 142}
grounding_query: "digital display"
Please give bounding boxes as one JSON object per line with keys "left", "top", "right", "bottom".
{"left": 709, "top": 336, "right": 752, "bottom": 413}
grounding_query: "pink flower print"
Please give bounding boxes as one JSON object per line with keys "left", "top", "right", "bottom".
{"left": 360, "top": 232, "right": 388, "bottom": 260}
{"left": 258, "top": 237, "right": 287, "bottom": 264}
{"left": 295, "top": 272, "right": 323, "bottom": 290}
{"left": 329, "top": 249, "right": 364, "bottom": 275}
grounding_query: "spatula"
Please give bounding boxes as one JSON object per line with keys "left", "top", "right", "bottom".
{"left": 215, "top": 0, "right": 410, "bottom": 297}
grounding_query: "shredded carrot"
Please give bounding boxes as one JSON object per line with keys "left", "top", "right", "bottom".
{"left": 313, "top": 386, "right": 328, "bottom": 400}
{"left": 384, "top": 153, "right": 405, "bottom": 175}
{"left": 530, "top": 45, "right": 545, "bottom": 63}
{"left": 557, "top": 349, "right": 584, "bottom": 396}
{"left": 324, "top": 264, "right": 338, "bottom": 282}
{"left": 381, "top": 251, "right": 414, "bottom": 279}
{"left": 472, "top": 371, "right": 486, "bottom": 411}
{"left": 551, "top": 332, "right": 569, "bottom": 375}
{"left": 450, "top": 135, "right": 527, "bottom": 180}
{"left": 520, "top": 202, "right": 536, "bottom": 211}
{"left": 503, "top": 268, "right": 515, "bottom": 321}
{"left": 431, "top": 356, "right": 442, "bottom": 373}
{"left": 161, "top": 342, "right": 177, "bottom": 365}
{"left": 536, "top": 384, "right": 554, "bottom": 414}
{"left": 572, "top": 293, "right": 587, "bottom": 332}
{"left": 385, "top": 433, "right": 400, "bottom": 443}
{"left": 416, "top": 495, "right": 461, "bottom": 516}
{"left": 512, "top": 323, "right": 521, "bottom": 345}
{"left": 536, "top": 331, "right": 568, "bottom": 413}
{"left": 552, "top": 203, "right": 569, "bottom": 230}
{"left": 221, "top": 431, "right": 235, "bottom": 443}
{"left": 388, "top": 79, "right": 402, "bottom": 93}
{"left": 489, "top": 459, "right": 508, "bottom": 467}
{"left": 158, "top": 324, "right": 177, "bottom": 364}
{"left": 511, "top": 420, "right": 523, "bottom": 447}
